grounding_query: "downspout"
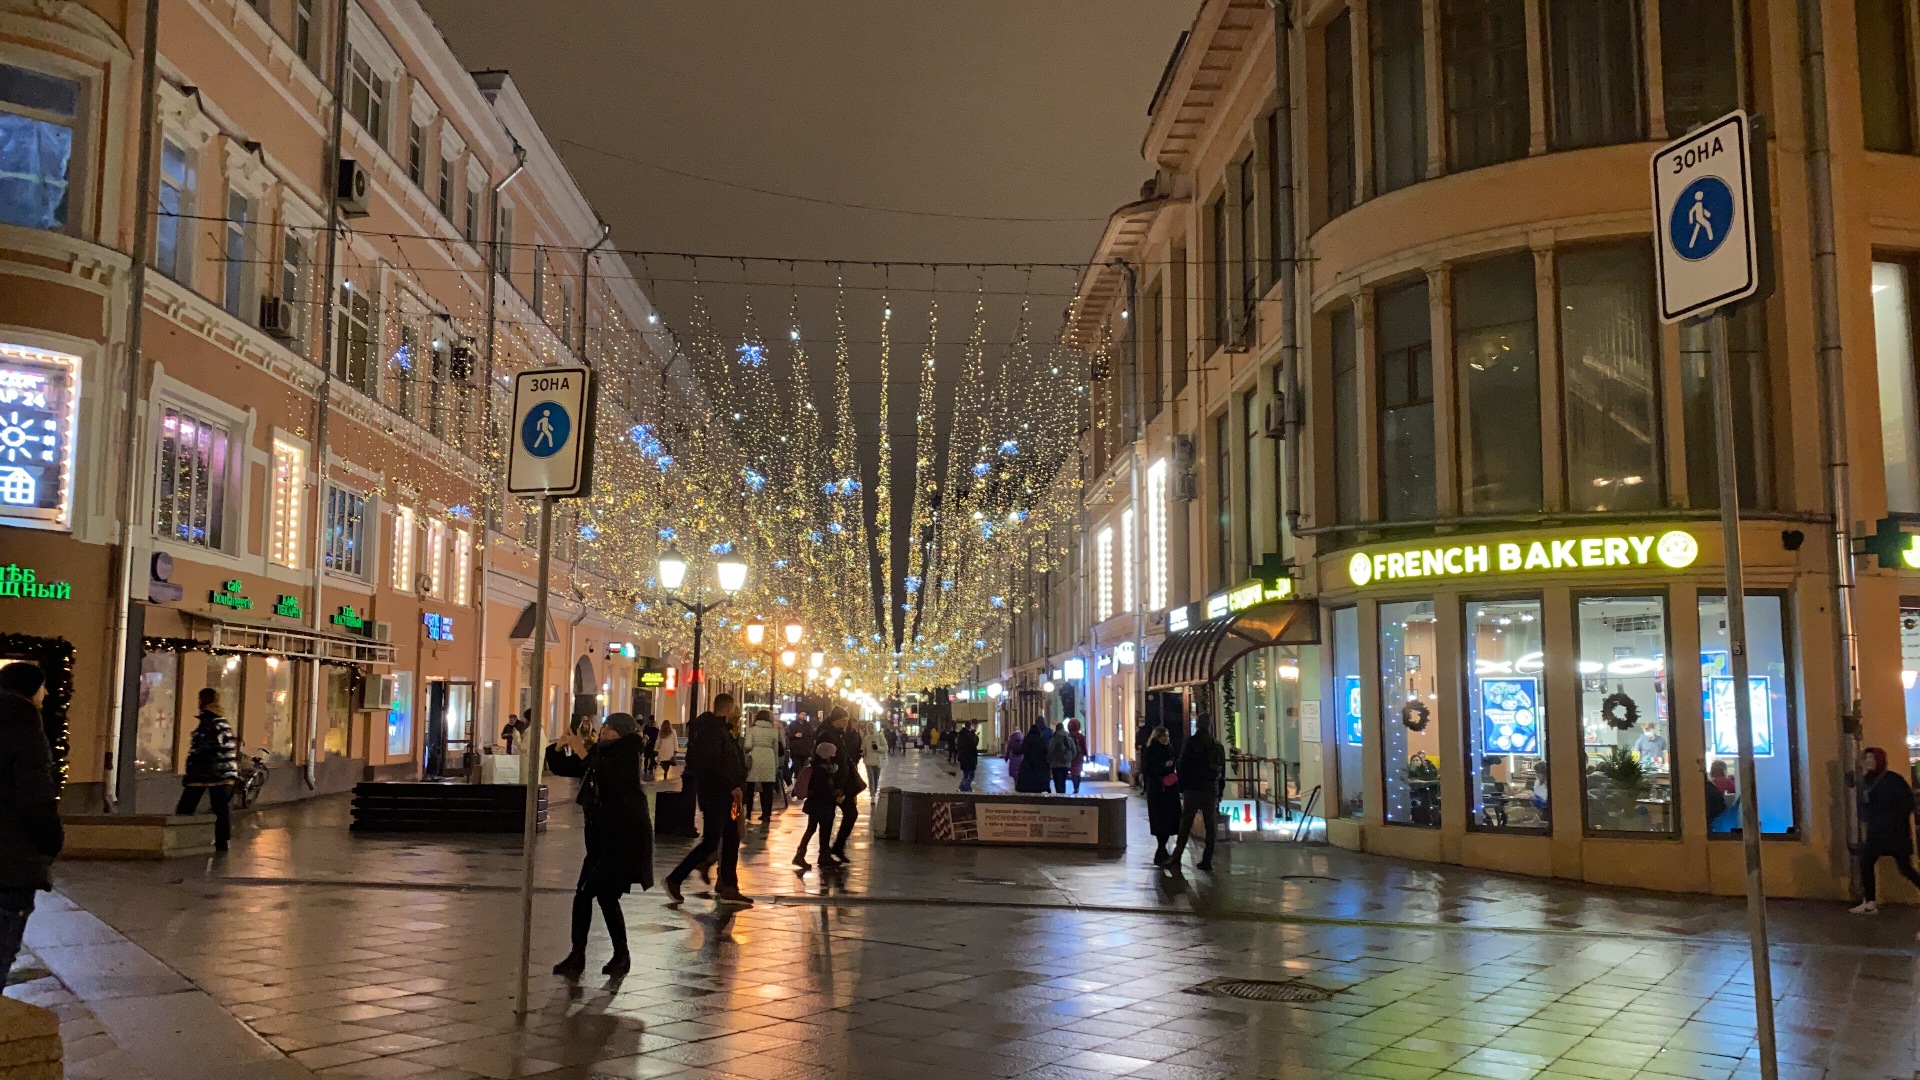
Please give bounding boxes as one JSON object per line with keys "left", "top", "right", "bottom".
{"left": 103, "top": 0, "right": 165, "bottom": 810}
{"left": 302, "top": 0, "right": 353, "bottom": 790}
{"left": 1269, "top": 0, "right": 1303, "bottom": 539}
{"left": 469, "top": 147, "right": 526, "bottom": 777}
{"left": 1794, "top": 0, "right": 1863, "bottom": 880}
{"left": 578, "top": 222, "right": 611, "bottom": 363}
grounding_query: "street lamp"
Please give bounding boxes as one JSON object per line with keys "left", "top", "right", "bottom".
{"left": 809, "top": 650, "right": 825, "bottom": 670}
{"left": 784, "top": 620, "right": 804, "bottom": 646}
{"left": 745, "top": 618, "right": 800, "bottom": 715}
{"left": 745, "top": 619, "right": 766, "bottom": 647}
{"left": 658, "top": 544, "right": 747, "bottom": 722}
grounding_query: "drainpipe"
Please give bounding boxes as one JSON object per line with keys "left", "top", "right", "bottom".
{"left": 1794, "top": 0, "right": 1863, "bottom": 884}
{"left": 301, "top": 0, "right": 354, "bottom": 789}
{"left": 1268, "top": 0, "right": 1303, "bottom": 540}
{"left": 103, "top": 0, "right": 165, "bottom": 810}
{"left": 578, "top": 222, "right": 611, "bottom": 363}
{"left": 469, "top": 147, "right": 527, "bottom": 778}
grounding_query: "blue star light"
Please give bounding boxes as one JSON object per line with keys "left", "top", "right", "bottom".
{"left": 736, "top": 341, "right": 765, "bottom": 368}
{"left": 972, "top": 462, "right": 991, "bottom": 478}
{"left": 709, "top": 541, "right": 734, "bottom": 554}
{"left": 990, "top": 595, "right": 1006, "bottom": 608}
{"left": 828, "top": 522, "right": 844, "bottom": 534}
{"left": 743, "top": 467, "right": 767, "bottom": 492}
{"left": 578, "top": 523, "right": 598, "bottom": 540}
{"left": 998, "top": 439, "right": 1019, "bottom": 455}
{"left": 809, "top": 530, "right": 824, "bottom": 544}
{"left": 904, "top": 576, "right": 921, "bottom": 594}
{"left": 658, "top": 526, "right": 677, "bottom": 541}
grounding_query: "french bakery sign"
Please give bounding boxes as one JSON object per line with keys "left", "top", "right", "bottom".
{"left": 1347, "top": 530, "right": 1700, "bottom": 588}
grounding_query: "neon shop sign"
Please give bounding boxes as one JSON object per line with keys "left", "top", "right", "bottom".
{"left": 1348, "top": 530, "right": 1700, "bottom": 588}
{"left": 0, "top": 344, "right": 80, "bottom": 530}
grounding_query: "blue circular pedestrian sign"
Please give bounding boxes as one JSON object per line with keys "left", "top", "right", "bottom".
{"left": 1669, "top": 176, "right": 1734, "bottom": 262}
{"left": 520, "top": 403, "right": 570, "bottom": 458}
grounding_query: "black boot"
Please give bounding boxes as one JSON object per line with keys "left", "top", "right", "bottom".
{"left": 601, "top": 953, "right": 631, "bottom": 976}
{"left": 552, "top": 953, "right": 586, "bottom": 977}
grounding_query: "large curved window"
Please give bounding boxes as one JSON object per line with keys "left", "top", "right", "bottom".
{"left": 1560, "top": 244, "right": 1660, "bottom": 511}
{"left": 1455, "top": 254, "right": 1541, "bottom": 514}
{"left": 1444, "top": 0, "right": 1530, "bottom": 170}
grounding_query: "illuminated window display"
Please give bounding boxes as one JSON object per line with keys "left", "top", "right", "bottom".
{"left": 389, "top": 671, "right": 414, "bottom": 756}
{"left": 1578, "top": 595, "right": 1674, "bottom": 834}
{"left": 1331, "top": 606, "right": 1364, "bottom": 819}
{"left": 1698, "top": 595, "right": 1797, "bottom": 835}
{"left": 1466, "top": 598, "right": 1548, "bottom": 831}
{"left": 1904, "top": 607, "right": 1920, "bottom": 763}
{"left": 1380, "top": 600, "right": 1440, "bottom": 827}
{"left": 0, "top": 344, "right": 79, "bottom": 530}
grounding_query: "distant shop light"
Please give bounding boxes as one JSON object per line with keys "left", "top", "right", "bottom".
{"left": 1063, "top": 658, "right": 1085, "bottom": 680}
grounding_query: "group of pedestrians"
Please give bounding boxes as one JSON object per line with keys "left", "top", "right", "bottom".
{"left": 792, "top": 707, "right": 869, "bottom": 871}
{"left": 1008, "top": 716, "right": 1088, "bottom": 794}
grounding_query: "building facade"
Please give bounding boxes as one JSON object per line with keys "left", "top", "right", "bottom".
{"left": 1029, "top": 0, "right": 1920, "bottom": 900}
{"left": 0, "top": 0, "right": 683, "bottom": 810}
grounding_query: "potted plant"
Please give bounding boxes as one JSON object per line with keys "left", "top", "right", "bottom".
{"left": 1589, "top": 746, "right": 1649, "bottom": 828}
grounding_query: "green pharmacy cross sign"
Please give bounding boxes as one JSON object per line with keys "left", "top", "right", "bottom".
{"left": 209, "top": 580, "right": 253, "bottom": 611}
{"left": 0, "top": 564, "right": 70, "bottom": 601}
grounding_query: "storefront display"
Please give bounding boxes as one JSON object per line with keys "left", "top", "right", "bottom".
{"left": 263, "top": 657, "right": 298, "bottom": 763}
{"left": 135, "top": 651, "right": 178, "bottom": 773}
{"left": 1698, "top": 594, "right": 1797, "bottom": 834}
{"left": 389, "top": 672, "right": 414, "bottom": 756}
{"left": 1577, "top": 595, "right": 1674, "bottom": 834}
{"left": 1903, "top": 606, "right": 1920, "bottom": 763}
{"left": 1330, "top": 606, "right": 1363, "bottom": 819}
{"left": 1380, "top": 600, "right": 1440, "bottom": 827}
{"left": 1465, "top": 598, "right": 1547, "bottom": 831}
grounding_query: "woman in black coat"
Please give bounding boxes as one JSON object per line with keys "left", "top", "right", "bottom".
{"left": 1015, "top": 720, "right": 1055, "bottom": 793}
{"left": 1852, "top": 746, "right": 1920, "bottom": 914}
{"left": 1140, "top": 726, "right": 1182, "bottom": 865}
{"left": 545, "top": 713, "right": 653, "bottom": 975}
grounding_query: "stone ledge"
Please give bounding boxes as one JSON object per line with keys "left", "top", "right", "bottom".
{"left": 0, "top": 995, "right": 60, "bottom": 1079}
{"left": 60, "top": 814, "right": 216, "bottom": 860}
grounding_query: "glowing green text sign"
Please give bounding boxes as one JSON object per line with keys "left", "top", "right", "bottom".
{"left": 1347, "top": 530, "right": 1698, "bottom": 588}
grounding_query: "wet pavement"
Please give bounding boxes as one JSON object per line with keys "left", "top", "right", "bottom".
{"left": 24, "top": 749, "right": 1920, "bottom": 1079}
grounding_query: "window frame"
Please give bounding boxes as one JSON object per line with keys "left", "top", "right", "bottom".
{"left": 1209, "top": 195, "right": 1229, "bottom": 352}
{"left": 1461, "top": 591, "right": 1551, "bottom": 835}
{"left": 322, "top": 480, "right": 371, "bottom": 581}
{"left": 222, "top": 186, "right": 256, "bottom": 320}
{"left": 151, "top": 397, "right": 242, "bottom": 556}
{"left": 1545, "top": 0, "right": 1647, "bottom": 152}
{"left": 1370, "top": 0, "right": 1429, "bottom": 196}
{"left": 1696, "top": 588, "right": 1802, "bottom": 840}
{"left": 1573, "top": 587, "right": 1682, "bottom": 840}
{"left": 1376, "top": 276, "right": 1436, "bottom": 523}
{"left": 0, "top": 58, "right": 87, "bottom": 236}
{"left": 1378, "top": 597, "right": 1441, "bottom": 829}
{"left": 154, "top": 136, "right": 195, "bottom": 282}
{"left": 1322, "top": 9, "right": 1356, "bottom": 218}
{"left": 1443, "top": 0, "right": 1532, "bottom": 172}
{"left": 1237, "top": 151, "right": 1260, "bottom": 325}
{"left": 1212, "top": 410, "right": 1232, "bottom": 591}
{"left": 268, "top": 437, "right": 306, "bottom": 570}
{"left": 1556, "top": 240, "right": 1663, "bottom": 512}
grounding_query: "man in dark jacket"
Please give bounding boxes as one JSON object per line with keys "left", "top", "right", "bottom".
{"left": 545, "top": 713, "right": 653, "bottom": 976}
{"left": 1170, "top": 713, "right": 1226, "bottom": 872}
{"left": 956, "top": 723, "right": 981, "bottom": 792}
{"left": 0, "top": 663, "right": 62, "bottom": 978}
{"left": 177, "top": 687, "right": 238, "bottom": 852}
{"left": 1851, "top": 746, "right": 1920, "bottom": 914}
{"left": 665, "top": 694, "right": 751, "bottom": 906}
{"left": 825, "top": 708, "right": 866, "bottom": 861}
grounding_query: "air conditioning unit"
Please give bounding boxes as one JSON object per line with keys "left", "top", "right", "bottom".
{"left": 259, "top": 296, "right": 297, "bottom": 339}
{"left": 371, "top": 619, "right": 393, "bottom": 643}
{"left": 1264, "top": 395, "right": 1286, "bottom": 439}
{"left": 360, "top": 673, "right": 396, "bottom": 711}
{"left": 335, "top": 159, "right": 370, "bottom": 217}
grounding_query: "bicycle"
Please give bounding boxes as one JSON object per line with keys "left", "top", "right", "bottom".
{"left": 234, "top": 743, "right": 268, "bottom": 808}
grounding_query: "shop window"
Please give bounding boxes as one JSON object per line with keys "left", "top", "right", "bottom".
{"left": 1680, "top": 304, "right": 1769, "bottom": 509}
{"left": 1331, "top": 605, "right": 1365, "bottom": 819}
{"left": 135, "top": 650, "right": 179, "bottom": 773}
{"left": 1380, "top": 600, "right": 1440, "bottom": 827}
{"left": 1370, "top": 0, "right": 1427, "bottom": 195}
{"left": 1577, "top": 594, "right": 1675, "bottom": 835}
{"left": 155, "top": 405, "right": 233, "bottom": 551}
{"left": 323, "top": 668, "right": 351, "bottom": 758}
{"left": 0, "top": 62, "right": 80, "bottom": 232}
{"left": 1560, "top": 243, "right": 1660, "bottom": 511}
{"left": 154, "top": 139, "right": 193, "bottom": 281}
{"left": 1377, "top": 279, "right": 1434, "bottom": 522}
{"left": 1444, "top": 0, "right": 1530, "bottom": 171}
{"left": 1873, "top": 260, "right": 1920, "bottom": 513}
{"left": 1454, "top": 253, "right": 1541, "bottom": 514}
{"left": 263, "top": 656, "right": 297, "bottom": 764}
{"left": 1859, "top": 0, "right": 1915, "bottom": 154}
{"left": 1698, "top": 594, "right": 1797, "bottom": 835}
{"left": 268, "top": 440, "right": 304, "bottom": 569}
{"left": 1323, "top": 10, "right": 1355, "bottom": 218}
{"left": 1465, "top": 598, "right": 1547, "bottom": 831}
{"left": 389, "top": 671, "right": 414, "bottom": 756}
{"left": 323, "top": 483, "right": 368, "bottom": 579}
{"left": 205, "top": 653, "right": 243, "bottom": 725}
{"left": 335, "top": 282, "right": 376, "bottom": 395}
{"left": 1331, "top": 304, "right": 1361, "bottom": 523}
{"left": 1546, "top": 0, "right": 1645, "bottom": 151}
{"left": 1902, "top": 607, "right": 1920, "bottom": 764}
{"left": 1660, "top": 0, "right": 1738, "bottom": 137}
{"left": 222, "top": 188, "right": 254, "bottom": 319}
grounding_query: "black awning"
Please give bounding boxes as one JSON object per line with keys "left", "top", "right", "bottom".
{"left": 1144, "top": 600, "right": 1319, "bottom": 691}
{"left": 507, "top": 602, "right": 559, "bottom": 643}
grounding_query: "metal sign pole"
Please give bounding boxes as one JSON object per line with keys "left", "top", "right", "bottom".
{"left": 1706, "top": 308, "right": 1778, "bottom": 1080}
{"left": 513, "top": 495, "right": 555, "bottom": 1018}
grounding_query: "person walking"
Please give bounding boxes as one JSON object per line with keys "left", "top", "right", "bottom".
{"left": 1851, "top": 746, "right": 1920, "bottom": 914}
{"left": 544, "top": 714, "right": 653, "bottom": 976}
{"left": 1005, "top": 727, "right": 1025, "bottom": 789}
{"left": 792, "top": 740, "right": 843, "bottom": 871}
{"left": 955, "top": 723, "right": 981, "bottom": 792}
{"left": 787, "top": 714, "right": 815, "bottom": 794}
{"left": 1015, "top": 719, "right": 1053, "bottom": 793}
{"left": 743, "top": 709, "right": 783, "bottom": 824}
{"left": 655, "top": 718, "right": 678, "bottom": 780}
{"left": 0, "top": 663, "right": 62, "bottom": 977}
{"left": 862, "top": 721, "right": 888, "bottom": 794}
{"left": 1066, "top": 718, "right": 1089, "bottom": 793}
{"left": 1170, "top": 714, "right": 1227, "bottom": 872}
{"left": 1140, "top": 725, "right": 1181, "bottom": 866}
{"left": 640, "top": 716, "right": 660, "bottom": 778}
{"left": 176, "top": 688, "right": 239, "bottom": 852}
{"left": 664, "top": 694, "right": 751, "bottom": 907}
{"left": 824, "top": 708, "right": 867, "bottom": 861}
{"left": 1046, "top": 719, "right": 1075, "bottom": 794}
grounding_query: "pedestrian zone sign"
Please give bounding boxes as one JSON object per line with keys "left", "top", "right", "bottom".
{"left": 1651, "top": 110, "right": 1761, "bottom": 323}
{"left": 507, "top": 367, "right": 595, "bottom": 498}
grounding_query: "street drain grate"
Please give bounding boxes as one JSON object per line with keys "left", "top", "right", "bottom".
{"left": 1202, "top": 979, "right": 1335, "bottom": 1003}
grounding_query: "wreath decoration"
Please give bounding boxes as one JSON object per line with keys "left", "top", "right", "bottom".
{"left": 1399, "top": 700, "right": 1431, "bottom": 732}
{"left": 1601, "top": 691, "right": 1640, "bottom": 731}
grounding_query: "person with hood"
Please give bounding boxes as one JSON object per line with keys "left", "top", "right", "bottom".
{"left": 824, "top": 708, "right": 867, "bottom": 861}
{"left": 1851, "top": 746, "right": 1920, "bottom": 914}
{"left": 955, "top": 723, "right": 981, "bottom": 792}
{"left": 176, "top": 687, "right": 239, "bottom": 852}
{"left": 0, "top": 663, "right": 62, "bottom": 977}
{"left": 862, "top": 721, "right": 888, "bottom": 794}
{"left": 793, "top": 739, "right": 843, "bottom": 871}
{"left": 1015, "top": 719, "right": 1054, "bottom": 793}
{"left": 743, "top": 709, "right": 783, "bottom": 824}
{"left": 1005, "top": 727, "right": 1025, "bottom": 788}
{"left": 1066, "top": 718, "right": 1089, "bottom": 793}
{"left": 1170, "top": 713, "right": 1227, "bottom": 872}
{"left": 665, "top": 694, "right": 751, "bottom": 906}
{"left": 545, "top": 713, "right": 653, "bottom": 975}
{"left": 641, "top": 716, "right": 660, "bottom": 778}
{"left": 1046, "top": 718, "right": 1076, "bottom": 793}
{"left": 1140, "top": 725, "right": 1181, "bottom": 866}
